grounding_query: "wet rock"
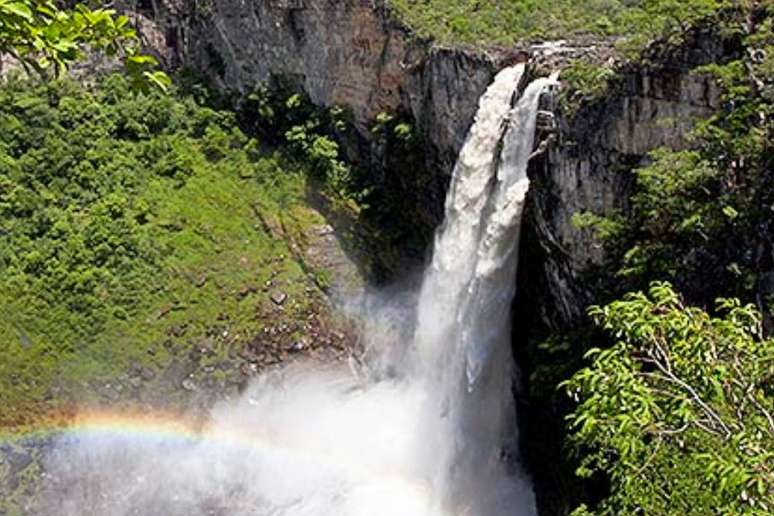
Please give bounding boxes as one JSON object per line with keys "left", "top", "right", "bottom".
{"left": 101, "top": 384, "right": 120, "bottom": 401}
{"left": 3, "top": 449, "right": 32, "bottom": 476}
{"left": 241, "top": 363, "right": 258, "bottom": 377}
{"left": 159, "top": 360, "right": 188, "bottom": 387}
{"left": 536, "top": 110, "right": 557, "bottom": 132}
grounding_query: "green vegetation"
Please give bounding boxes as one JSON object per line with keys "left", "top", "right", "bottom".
{"left": 241, "top": 79, "right": 432, "bottom": 277}
{"left": 0, "top": 74, "right": 334, "bottom": 429}
{"left": 389, "top": 0, "right": 721, "bottom": 46}
{"left": 240, "top": 81, "right": 369, "bottom": 206}
{"left": 0, "top": 0, "right": 168, "bottom": 90}
{"left": 565, "top": 283, "right": 774, "bottom": 514}
{"left": 0, "top": 3, "right": 771, "bottom": 515}
{"left": 558, "top": 60, "right": 617, "bottom": 115}
{"left": 573, "top": 10, "right": 773, "bottom": 319}
{"left": 546, "top": 6, "right": 774, "bottom": 514}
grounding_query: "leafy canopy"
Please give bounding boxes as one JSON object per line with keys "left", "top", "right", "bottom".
{"left": 565, "top": 282, "right": 774, "bottom": 514}
{"left": 0, "top": 0, "right": 169, "bottom": 90}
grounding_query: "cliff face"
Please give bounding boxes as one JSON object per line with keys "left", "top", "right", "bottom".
{"left": 143, "top": 0, "right": 497, "bottom": 224}
{"left": 520, "top": 28, "right": 734, "bottom": 332}
{"left": 513, "top": 28, "right": 739, "bottom": 515}
{"left": 137, "top": 0, "right": 728, "bottom": 329}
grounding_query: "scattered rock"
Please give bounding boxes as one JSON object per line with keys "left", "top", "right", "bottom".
{"left": 156, "top": 303, "right": 183, "bottom": 320}
{"left": 241, "top": 363, "right": 258, "bottom": 376}
{"left": 167, "top": 324, "right": 188, "bottom": 337}
{"left": 270, "top": 291, "right": 288, "bottom": 306}
{"left": 181, "top": 378, "right": 198, "bottom": 392}
{"left": 316, "top": 224, "right": 335, "bottom": 236}
{"left": 17, "top": 331, "right": 31, "bottom": 349}
{"left": 156, "top": 305, "right": 174, "bottom": 320}
{"left": 159, "top": 360, "right": 188, "bottom": 387}
{"left": 237, "top": 285, "right": 257, "bottom": 299}
{"left": 101, "top": 384, "right": 120, "bottom": 401}
{"left": 238, "top": 346, "right": 258, "bottom": 361}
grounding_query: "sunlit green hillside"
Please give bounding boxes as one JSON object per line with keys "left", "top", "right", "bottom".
{"left": 390, "top": 0, "right": 721, "bottom": 45}
{"left": 0, "top": 76, "right": 341, "bottom": 430}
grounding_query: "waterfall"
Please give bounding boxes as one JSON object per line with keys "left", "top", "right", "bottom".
{"left": 38, "top": 66, "right": 555, "bottom": 516}
{"left": 413, "top": 64, "right": 555, "bottom": 514}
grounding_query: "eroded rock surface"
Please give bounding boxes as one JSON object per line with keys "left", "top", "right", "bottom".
{"left": 520, "top": 26, "right": 738, "bottom": 330}
{"left": 132, "top": 1, "right": 737, "bottom": 331}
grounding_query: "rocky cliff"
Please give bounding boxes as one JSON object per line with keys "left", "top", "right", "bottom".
{"left": 130, "top": 3, "right": 741, "bottom": 514}
{"left": 512, "top": 26, "right": 741, "bottom": 515}
{"left": 519, "top": 26, "right": 738, "bottom": 333}
{"left": 137, "top": 0, "right": 731, "bottom": 332}
{"left": 137, "top": 0, "right": 500, "bottom": 226}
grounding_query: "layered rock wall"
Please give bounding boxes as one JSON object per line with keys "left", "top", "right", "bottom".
{"left": 140, "top": 0, "right": 497, "bottom": 223}
{"left": 521, "top": 29, "right": 732, "bottom": 330}
{"left": 136, "top": 0, "right": 730, "bottom": 331}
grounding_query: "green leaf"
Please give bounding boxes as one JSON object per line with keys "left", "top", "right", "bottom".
{"left": 142, "top": 70, "right": 172, "bottom": 92}
{"left": 127, "top": 54, "right": 159, "bottom": 66}
{"left": 2, "top": 1, "right": 33, "bottom": 20}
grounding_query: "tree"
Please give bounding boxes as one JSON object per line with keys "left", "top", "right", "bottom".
{"left": 564, "top": 282, "right": 774, "bottom": 514}
{"left": 0, "top": 0, "right": 169, "bottom": 90}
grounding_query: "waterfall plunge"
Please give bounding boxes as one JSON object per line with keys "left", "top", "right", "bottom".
{"left": 39, "top": 65, "right": 554, "bottom": 516}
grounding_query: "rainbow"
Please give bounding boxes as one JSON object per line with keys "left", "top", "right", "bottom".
{"left": 2, "top": 409, "right": 440, "bottom": 513}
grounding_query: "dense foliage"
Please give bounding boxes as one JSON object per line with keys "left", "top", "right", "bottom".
{"left": 0, "top": 0, "right": 168, "bottom": 89}
{"left": 554, "top": 5, "right": 774, "bottom": 514}
{"left": 389, "top": 0, "right": 721, "bottom": 47}
{"left": 565, "top": 283, "right": 774, "bottom": 514}
{"left": 240, "top": 82, "right": 364, "bottom": 204}
{"left": 0, "top": 75, "right": 328, "bottom": 428}
{"left": 239, "top": 78, "right": 430, "bottom": 276}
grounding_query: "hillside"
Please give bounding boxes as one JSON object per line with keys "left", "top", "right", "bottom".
{"left": 389, "top": 0, "right": 721, "bottom": 47}
{"left": 0, "top": 75, "right": 360, "bottom": 429}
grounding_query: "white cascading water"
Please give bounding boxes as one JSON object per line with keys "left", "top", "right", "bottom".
{"left": 413, "top": 65, "right": 556, "bottom": 515}
{"left": 39, "top": 65, "right": 555, "bottom": 516}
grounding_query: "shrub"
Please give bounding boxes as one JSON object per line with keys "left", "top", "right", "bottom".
{"left": 564, "top": 282, "right": 774, "bottom": 514}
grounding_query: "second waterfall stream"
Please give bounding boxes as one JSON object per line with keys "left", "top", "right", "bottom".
{"left": 41, "top": 64, "right": 556, "bottom": 516}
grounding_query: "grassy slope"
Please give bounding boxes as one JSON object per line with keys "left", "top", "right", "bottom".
{"left": 0, "top": 75, "right": 342, "bottom": 433}
{"left": 389, "top": 0, "right": 722, "bottom": 46}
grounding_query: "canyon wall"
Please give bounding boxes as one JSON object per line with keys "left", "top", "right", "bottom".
{"left": 132, "top": 4, "right": 739, "bottom": 514}
{"left": 519, "top": 26, "right": 735, "bottom": 333}
{"left": 139, "top": 0, "right": 731, "bottom": 332}
{"left": 141, "top": 0, "right": 498, "bottom": 225}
